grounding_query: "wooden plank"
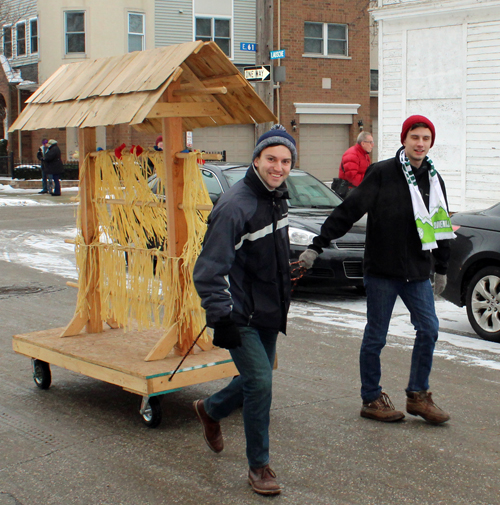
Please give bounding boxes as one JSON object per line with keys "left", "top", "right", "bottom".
{"left": 148, "top": 360, "right": 238, "bottom": 394}
{"left": 146, "top": 102, "right": 227, "bottom": 119}
{"left": 12, "top": 326, "right": 234, "bottom": 381}
{"left": 173, "top": 86, "right": 227, "bottom": 96}
{"left": 13, "top": 339, "right": 148, "bottom": 395}
{"left": 60, "top": 311, "right": 88, "bottom": 337}
{"left": 199, "top": 74, "right": 247, "bottom": 89}
{"left": 78, "top": 128, "right": 102, "bottom": 334}
{"left": 144, "top": 324, "right": 178, "bottom": 362}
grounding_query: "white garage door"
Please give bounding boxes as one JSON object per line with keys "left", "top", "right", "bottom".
{"left": 299, "top": 124, "right": 349, "bottom": 182}
{"left": 192, "top": 124, "right": 255, "bottom": 162}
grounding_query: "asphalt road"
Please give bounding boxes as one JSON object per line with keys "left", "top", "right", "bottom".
{"left": 0, "top": 198, "right": 499, "bottom": 505}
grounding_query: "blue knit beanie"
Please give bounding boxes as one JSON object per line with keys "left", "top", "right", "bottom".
{"left": 252, "top": 124, "right": 297, "bottom": 169}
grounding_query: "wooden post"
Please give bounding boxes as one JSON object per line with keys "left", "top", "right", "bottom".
{"left": 256, "top": 0, "right": 274, "bottom": 138}
{"left": 161, "top": 80, "right": 194, "bottom": 355}
{"left": 78, "top": 127, "right": 103, "bottom": 334}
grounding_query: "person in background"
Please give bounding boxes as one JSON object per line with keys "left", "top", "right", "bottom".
{"left": 37, "top": 139, "right": 51, "bottom": 194}
{"left": 338, "top": 131, "right": 374, "bottom": 189}
{"left": 43, "top": 139, "right": 64, "bottom": 196}
{"left": 154, "top": 135, "right": 163, "bottom": 151}
{"left": 300, "top": 115, "right": 454, "bottom": 425}
{"left": 192, "top": 125, "right": 295, "bottom": 496}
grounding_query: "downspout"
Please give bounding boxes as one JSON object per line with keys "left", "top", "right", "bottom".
{"left": 17, "top": 87, "right": 22, "bottom": 160}
{"left": 276, "top": 0, "right": 280, "bottom": 122}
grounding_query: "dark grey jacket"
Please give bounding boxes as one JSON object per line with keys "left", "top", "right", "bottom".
{"left": 311, "top": 147, "right": 451, "bottom": 281}
{"left": 43, "top": 144, "right": 65, "bottom": 175}
{"left": 193, "top": 165, "right": 291, "bottom": 333}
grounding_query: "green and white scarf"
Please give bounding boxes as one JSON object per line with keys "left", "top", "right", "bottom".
{"left": 399, "top": 150, "right": 456, "bottom": 251}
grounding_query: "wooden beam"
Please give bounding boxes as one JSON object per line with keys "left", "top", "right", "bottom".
{"left": 78, "top": 127, "right": 103, "bottom": 334}
{"left": 174, "top": 86, "right": 227, "bottom": 96}
{"left": 144, "top": 324, "right": 178, "bottom": 361}
{"left": 199, "top": 74, "right": 247, "bottom": 89}
{"left": 146, "top": 102, "right": 226, "bottom": 119}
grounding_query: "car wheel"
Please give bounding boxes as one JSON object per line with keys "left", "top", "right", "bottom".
{"left": 466, "top": 266, "right": 500, "bottom": 343}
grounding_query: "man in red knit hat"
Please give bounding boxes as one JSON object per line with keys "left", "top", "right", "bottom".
{"left": 300, "top": 115, "right": 454, "bottom": 425}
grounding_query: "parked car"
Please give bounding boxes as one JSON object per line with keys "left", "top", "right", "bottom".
{"left": 149, "top": 162, "right": 366, "bottom": 288}
{"left": 441, "top": 203, "right": 500, "bottom": 342}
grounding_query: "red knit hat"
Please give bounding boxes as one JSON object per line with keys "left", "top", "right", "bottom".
{"left": 155, "top": 135, "right": 163, "bottom": 146}
{"left": 401, "top": 115, "right": 435, "bottom": 147}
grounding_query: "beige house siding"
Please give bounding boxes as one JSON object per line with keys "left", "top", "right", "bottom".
{"left": 38, "top": 0, "right": 155, "bottom": 83}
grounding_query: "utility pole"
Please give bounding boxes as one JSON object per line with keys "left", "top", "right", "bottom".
{"left": 256, "top": 0, "right": 274, "bottom": 138}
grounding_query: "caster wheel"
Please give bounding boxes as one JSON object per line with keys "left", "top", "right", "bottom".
{"left": 140, "top": 396, "right": 162, "bottom": 428}
{"left": 32, "top": 359, "right": 51, "bottom": 389}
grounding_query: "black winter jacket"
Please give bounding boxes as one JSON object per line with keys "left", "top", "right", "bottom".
{"left": 311, "top": 147, "right": 451, "bottom": 281}
{"left": 43, "top": 144, "right": 65, "bottom": 175}
{"left": 193, "top": 165, "right": 291, "bottom": 333}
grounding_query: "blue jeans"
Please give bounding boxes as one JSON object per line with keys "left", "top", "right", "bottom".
{"left": 204, "top": 326, "right": 278, "bottom": 468}
{"left": 52, "top": 174, "right": 61, "bottom": 195}
{"left": 360, "top": 275, "right": 439, "bottom": 403}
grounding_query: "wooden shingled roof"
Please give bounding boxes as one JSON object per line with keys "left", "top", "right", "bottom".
{"left": 9, "top": 41, "right": 277, "bottom": 133}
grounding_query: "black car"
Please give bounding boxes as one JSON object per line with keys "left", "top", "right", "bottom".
{"left": 441, "top": 203, "right": 500, "bottom": 342}
{"left": 149, "top": 162, "right": 366, "bottom": 288}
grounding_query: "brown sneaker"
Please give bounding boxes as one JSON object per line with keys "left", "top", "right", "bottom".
{"left": 360, "top": 392, "right": 405, "bottom": 422}
{"left": 406, "top": 391, "right": 450, "bottom": 425}
{"left": 248, "top": 465, "right": 281, "bottom": 496}
{"left": 192, "top": 399, "right": 223, "bottom": 453}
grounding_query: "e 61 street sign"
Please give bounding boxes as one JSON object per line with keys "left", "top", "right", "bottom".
{"left": 270, "top": 49, "right": 285, "bottom": 59}
{"left": 240, "top": 42, "right": 257, "bottom": 52}
{"left": 244, "top": 65, "right": 271, "bottom": 82}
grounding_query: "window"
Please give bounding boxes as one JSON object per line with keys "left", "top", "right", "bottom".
{"left": 30, "top": 18, "right": 38, "bottom": 53}
{"left": 128, "top": 13, "right": 145, "bottom": 52}
{"left": 3, "top": 26, "right": 12, "bottom": 58}
{"left": 16, "top": 22, "right": 26, "bottom": 56}
{"left": 195, "top": 17, "right": 231, "bottom": 57}
{"left": 304, "top": 22, "right": 348, "bottom": 56}
{"left": 370, "top": 69, "right": 378, "bottom": 92}
{"left": 65, "top": 11, "right": 85, "bottom": 54}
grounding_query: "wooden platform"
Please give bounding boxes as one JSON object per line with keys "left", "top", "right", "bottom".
{"left": 13, "top": 326, "right": 238, "bottom": 397}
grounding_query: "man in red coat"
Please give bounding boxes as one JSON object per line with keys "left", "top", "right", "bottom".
{"left": 339, "top": 131, "right": 374, "bottom": 187}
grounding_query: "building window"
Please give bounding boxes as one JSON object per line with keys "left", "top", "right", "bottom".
{"left": 128, "top": 13, "right": 145, "bottom": 52}
{"left": 16, "top": 22, "right": 26, "bottom": 56}
{"left": 370, "top": 69, "right": 378, "bottom": 92}
{"left": 3, "top": 26, "right": 12, "bottom": 58}
{"left": 304, "top": 22, "right": 348, "bottom": 56}
{"left": 65, "top": 11, "right": 85, "bottom": 54}
{"left": 30, "top": 18, "right": 38, "bottom": 53}
{"left": 195, "top": 17, "right": 231, "bottom": 57}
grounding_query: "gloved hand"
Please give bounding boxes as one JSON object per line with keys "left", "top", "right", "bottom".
{"left": 298, "top": 249, "right": 319, "bottom": 270}
{"left": 434, "top": 273, "right": 447, "bottom": 295}
{"left": 212, "top": 317, "right": 242, "bottom": 349}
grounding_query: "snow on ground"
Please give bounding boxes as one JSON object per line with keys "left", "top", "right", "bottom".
{"left": 0, "top": 183, "right": 79, "bottom": 206}
{"left": 0, "top": 185, "right": 499, "bottom": 368}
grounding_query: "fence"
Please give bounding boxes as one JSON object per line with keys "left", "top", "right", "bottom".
{"left": 0, "top": 153, "right": 14, "bottom": 176}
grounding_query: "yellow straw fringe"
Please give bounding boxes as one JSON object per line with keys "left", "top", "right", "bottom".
{"left": 75, "top": 150, "right": 212, "bottom": 346}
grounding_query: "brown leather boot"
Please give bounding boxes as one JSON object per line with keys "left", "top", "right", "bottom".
{"left": 193, "top": 399, "right": 223, "bottom": 453}
{"left": 360, "top": 392, "right": 405, "bottom": 422}
{"left": 406, "top": 391, "right": 450, "bottom": 424}
{"left": 248, "top": 465, "right": 281, "bottom": 495}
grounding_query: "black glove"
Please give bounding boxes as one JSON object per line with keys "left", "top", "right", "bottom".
{"left": 212, "top": 317, "right": 242, "bottom": 349}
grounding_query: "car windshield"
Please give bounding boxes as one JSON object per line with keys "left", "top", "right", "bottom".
{"left": 222, "top": 168, "right": 342, "bottom": 209}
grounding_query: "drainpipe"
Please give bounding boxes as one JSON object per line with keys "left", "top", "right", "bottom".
{"left": 17, "top": 87, "right": 22, "bottom": 161}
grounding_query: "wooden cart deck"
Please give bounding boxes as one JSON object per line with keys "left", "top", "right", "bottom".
{"left": 13, "top": 327, "right": 238, "bottom": 397}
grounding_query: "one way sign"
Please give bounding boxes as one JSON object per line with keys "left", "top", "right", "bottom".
{"left": 244, "top": 65, "right": 271, "bottom": 82}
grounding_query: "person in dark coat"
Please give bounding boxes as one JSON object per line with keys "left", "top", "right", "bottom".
{"left": 36, "top": 139, "right": 52, "bottom": 194}
{"left": 300, "top": 115, "right": 455, "bottom": 426}
{"left": 192, "top": 125, "right": 295, "bottom": 496}
{"left": 43, "top": 139, "right": 64, "bottom": 196}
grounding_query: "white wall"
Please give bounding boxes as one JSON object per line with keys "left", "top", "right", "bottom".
{"left": 373, "top": 0, "right": 500, "bottom": 211}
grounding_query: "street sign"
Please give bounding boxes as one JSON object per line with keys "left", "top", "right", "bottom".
{"left": 240, "top": 42, "right": 257, "bottom": 52}
{"left": 270, "top": 49, "right": 285, "bottom": 60}
{"left": 244, "top": 65, "right": 271, "bottom": 82}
